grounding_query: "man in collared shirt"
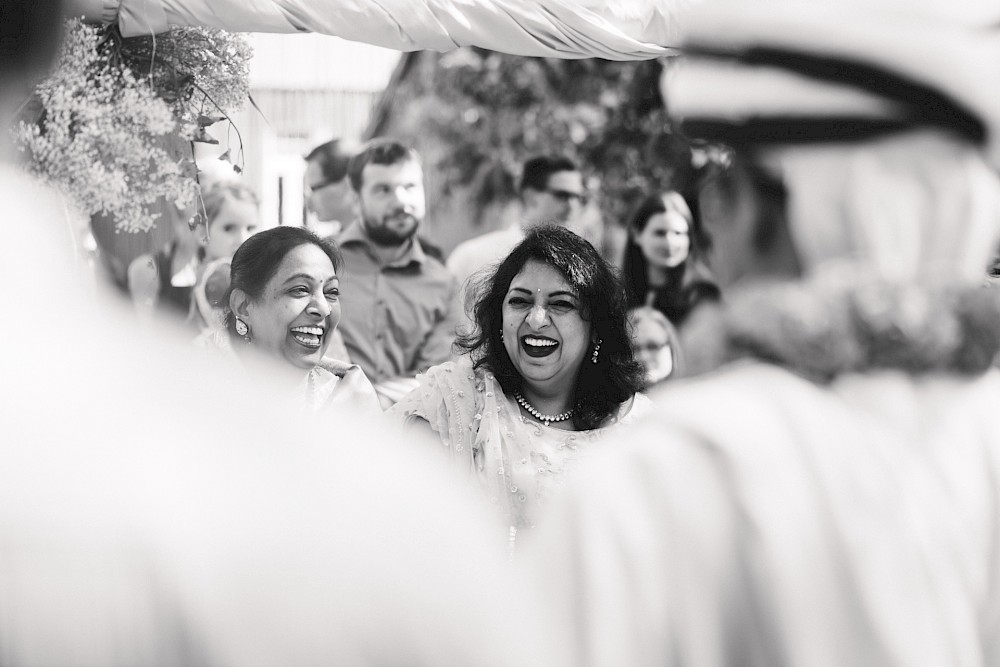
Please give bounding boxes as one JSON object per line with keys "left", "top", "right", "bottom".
{"left": 336, "top": 139, "right": 461, "bottom": 407}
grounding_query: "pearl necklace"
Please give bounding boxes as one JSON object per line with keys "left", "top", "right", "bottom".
{"left": 514, "top": 392, "right": 573, "bottom": 427}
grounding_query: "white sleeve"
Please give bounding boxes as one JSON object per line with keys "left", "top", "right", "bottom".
{"left": 517, "top": 421, "right": 749, "bottom": 667}
{"left": 89, "top": 0, "right": 682, "bottom": 60}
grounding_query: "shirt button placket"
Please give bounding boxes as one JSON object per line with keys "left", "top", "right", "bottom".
{"left": 374, "top": 271, "right": 388, "bottom": 379}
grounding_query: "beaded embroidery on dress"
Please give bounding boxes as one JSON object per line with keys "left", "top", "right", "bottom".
{"left": 390, "top": 356, "right": 650, "bottom": 544}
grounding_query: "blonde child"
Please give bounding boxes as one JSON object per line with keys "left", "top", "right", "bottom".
{"left": 189, "top": 180, "right": 260, "bottom": 331}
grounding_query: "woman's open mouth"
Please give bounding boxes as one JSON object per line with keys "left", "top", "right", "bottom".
{"left": 291, "top": 325, "right": 325, "bottom": 349}
{"left": 521, "top": 335, "right": 559, "bottom": 358}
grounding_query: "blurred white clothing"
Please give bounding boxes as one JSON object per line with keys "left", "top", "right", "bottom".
{"left": 523, "top": 362, "right": 1000, "bottom": 666}
{"left": 0, "top": 163, "right": 560, "bottom": 666}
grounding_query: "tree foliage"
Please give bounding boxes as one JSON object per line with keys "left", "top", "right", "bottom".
{"left": 370, "top": 49, "right": 709, "bottom": 232}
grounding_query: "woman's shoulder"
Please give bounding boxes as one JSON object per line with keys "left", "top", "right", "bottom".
{"left": 683, "top": 262, "right": 721, "bottom": 297}
{"left": 625, "top": 392, "right": 653, "bottom": 419}
{"left": 416, "top": 356, "right": 484, "bottom": 385}
{"left": 606, "top": 392, "right": 652, "bottom": 428}
{"left": 390, "top": 356, "right": 490, "bottom": 426}
{"left": 685, "top": 279, "right": 721, "bottom": 303}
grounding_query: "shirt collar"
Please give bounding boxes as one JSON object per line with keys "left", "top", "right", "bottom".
{"left": 339, "top": 220, "right": 427, "bottom": 268}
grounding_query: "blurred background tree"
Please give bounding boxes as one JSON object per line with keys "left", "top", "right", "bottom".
{"left": 366, "top": 49, "right": 708, "bottom": 261}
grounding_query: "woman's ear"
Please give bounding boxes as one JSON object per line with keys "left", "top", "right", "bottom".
{"left": 229, "top": 288, "right": 252, "bottom": 321}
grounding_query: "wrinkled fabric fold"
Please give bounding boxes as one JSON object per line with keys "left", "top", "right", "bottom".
{"left": 92, "top": 0, "right": 681, "bottom": 59}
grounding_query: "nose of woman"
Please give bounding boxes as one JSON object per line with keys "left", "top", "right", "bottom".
{"left": 526, "top": 303, "right": 549, "bottom": 329}
{"left": 307, "top": 291, "right": 331, "bottom": 318}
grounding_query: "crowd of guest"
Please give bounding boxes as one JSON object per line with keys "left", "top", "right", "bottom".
{"left": 9, "top": 1, "right": 1000, "bottom": 664}
{"left": 117, "top": 132, "right": 710, "bottom": 537}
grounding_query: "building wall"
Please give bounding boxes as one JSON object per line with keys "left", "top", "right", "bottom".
{"left": 233, "top": 33, "right": 401, "bottom": 229}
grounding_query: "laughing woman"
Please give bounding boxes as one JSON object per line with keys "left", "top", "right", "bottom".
{"left": 391, "top": 225, "right": 648, "bottom": 548}
{"left": 220, "top": 226, "right": 380, "bottom": 414}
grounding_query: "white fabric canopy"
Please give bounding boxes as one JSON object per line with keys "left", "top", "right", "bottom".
{"left": 69, "top": 0, "right": 683, "bottom": 59}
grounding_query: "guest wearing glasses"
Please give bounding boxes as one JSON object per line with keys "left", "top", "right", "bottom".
{"left": 303, "top": 138, "right": 359, "bottom": 240}
{"left": 448, "top": 155, "right": 588, "bottom": 328}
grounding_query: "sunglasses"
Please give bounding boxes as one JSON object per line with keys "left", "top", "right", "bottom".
{"left": 305, "top": 178, "right": 347, "bottom": 196}
{"left": 544, "top": 188, "right": 589, "bottom": 206}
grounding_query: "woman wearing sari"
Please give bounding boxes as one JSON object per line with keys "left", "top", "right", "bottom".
{"left": 391, "top": 226, "right": 648, "bottom": 550}
{"left": 214, "top": 225, "right": 380, "bottom": 415}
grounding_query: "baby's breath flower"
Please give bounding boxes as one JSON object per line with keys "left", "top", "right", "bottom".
{"left": 13, "top": 20, "right": 251, "bottom": 234}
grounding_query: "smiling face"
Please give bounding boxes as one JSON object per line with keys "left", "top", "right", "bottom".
{"left": 635, "top": 210, "right": 691, "bottom": 269}
{"left": 240, "top": 244, "right": 341, "bottom": 370}
{"left": 502, "top": 259, "right": 591, "bottom": 396}
{"left": 357, "top": 159, "right": 425, "bottom": 246}
{"left": 204, "top": 196, "right": 260, "bottom": 261}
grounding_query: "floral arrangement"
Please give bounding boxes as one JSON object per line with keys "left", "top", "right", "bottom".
{"left": 13, "top": 20, "right": 252, "bottom": 233}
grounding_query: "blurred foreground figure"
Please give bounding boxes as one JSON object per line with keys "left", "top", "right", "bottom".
{"left": 523, "top": 3, "right": 1000, "bottom": 666}
{"left": 0, "top": 5, "right": 556, "bottom": 665}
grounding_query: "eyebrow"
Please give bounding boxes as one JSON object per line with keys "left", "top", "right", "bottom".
{"left": 369, "top": 179, "right": 419, "bottom": 188}
{"left": 283, "top": 273, "right": 338, "bottom": 285}
{"left": 508, "top": 287, "right": 578, "bottom": 298}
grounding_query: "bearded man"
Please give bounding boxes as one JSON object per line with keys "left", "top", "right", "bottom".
{"left": 335, "top": 139, "right": 461, "bottom": 407}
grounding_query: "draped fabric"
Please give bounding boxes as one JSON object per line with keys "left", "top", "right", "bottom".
{"left": 661, "top": 2, "right": 1000, "bottom": 165}
{"left": 72, "top": 0, "right": 683, "bottom": 59}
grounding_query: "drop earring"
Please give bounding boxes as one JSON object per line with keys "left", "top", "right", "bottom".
{"left": 591, "top": 338, "right": 602, "bottom": 364}
{"left": 235, "top": 317, "right": 251, "bottom": 343}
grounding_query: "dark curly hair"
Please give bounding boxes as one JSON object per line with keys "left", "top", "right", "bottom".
{"left": 457, "top": 225, "right": 644, "bottom": 430}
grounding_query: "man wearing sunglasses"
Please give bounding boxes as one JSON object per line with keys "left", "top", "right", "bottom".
{"left": 447, "top": 155, "right": 587, "bottom": 323}
{"left": 520, "top": 155, "right": 588, "bottom": 227}
{"left": 303, "top": 138, "right": 359, "bottom": 240}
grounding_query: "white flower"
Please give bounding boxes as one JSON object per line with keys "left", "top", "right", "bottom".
{"left": 14, "top": 20, "right": 251, "bottom": 234}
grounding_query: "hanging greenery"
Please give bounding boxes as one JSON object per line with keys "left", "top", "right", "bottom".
{"left": 12, "top": 19, "right": 252, "bottom": 233}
